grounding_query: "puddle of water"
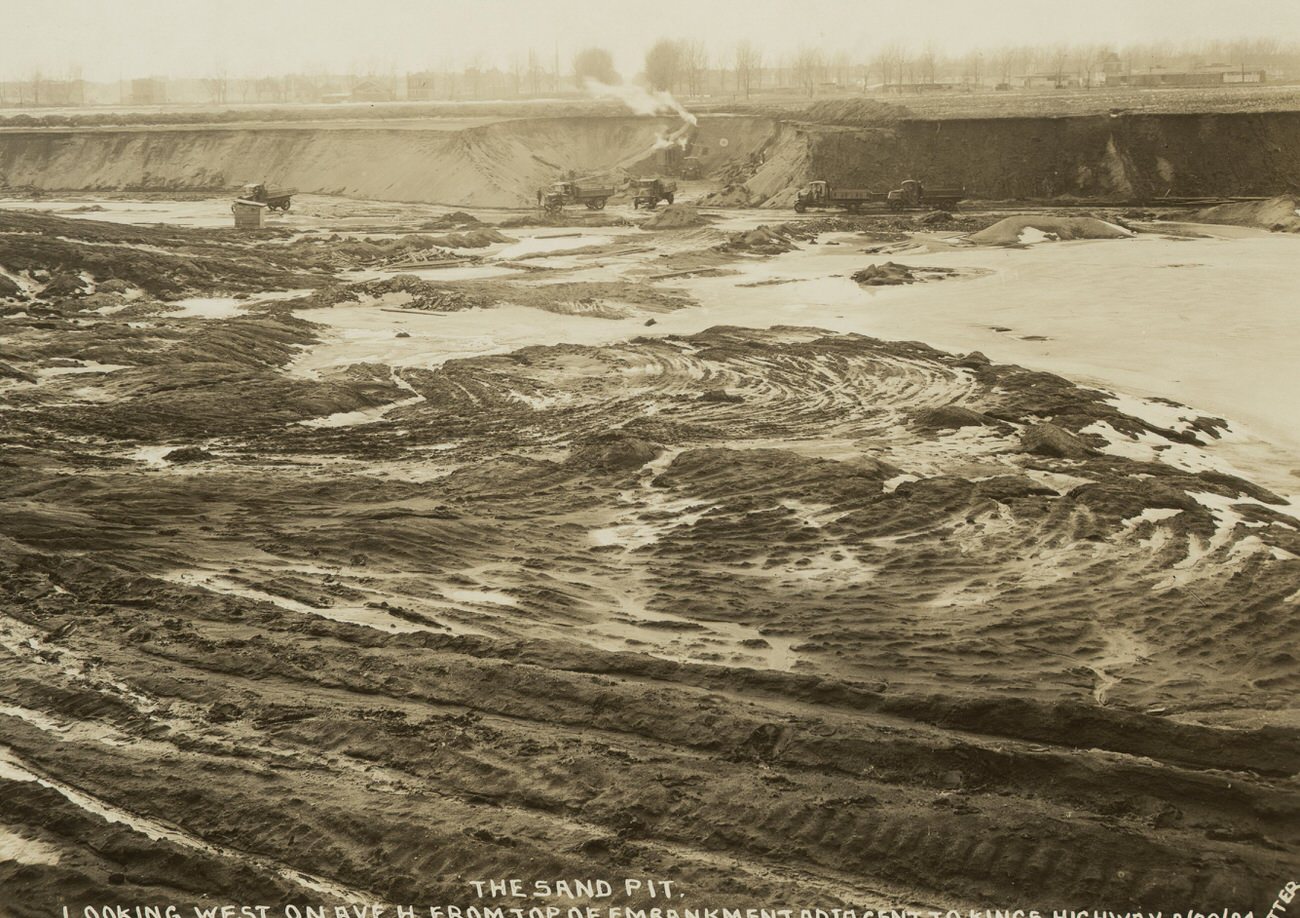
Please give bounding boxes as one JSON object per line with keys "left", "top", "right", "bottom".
{"left": 658, "top": 231, "right": 1300, "bottom": 494}
{"left": 169, "top": 296, "right": 246, "bottom": 319}
{"left": 297, "top": 394, "right": 423, "bottom": 429}
{"left": 491, "top": 233, "right": 615, "bottom": 261}
{"left": 289, "top": 302, "right": 649, "bottom": 376}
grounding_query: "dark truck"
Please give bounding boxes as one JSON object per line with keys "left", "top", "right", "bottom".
{"left": 794, "top": 179, "right": 963, "bottom": 213}
{"left": 540, "top": 180, "right": 613, "bottom": 214}
{"left": 631, "top": 178, "right": 677, "bottom": 210}
{"left": 239, "top": 182, "right": 294, "bottom": 212}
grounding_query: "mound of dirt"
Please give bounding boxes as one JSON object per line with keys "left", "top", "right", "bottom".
{"left": 913, "top": 405, "right": 1001, "bottom": 430}
{"left": 1190, "top": 195, "right": 1300, "bottom": 233}
{"left": 853, "top": 262, "right": 962, "bottom": 286}
{"left": 281, "top": 275, "right": 489, "bottom": 314}
{"left": 1020, "top": 422, "right": 1096, "bottom": 459}
{"left": 426, "top": 229, "right": 513, "bottom": 248}
{"left": 642, "top": 204, "right": 704, "bottom": 230}
{"left": 966, "top": 215, "right": 1134, "bottom": 246}
{"left": 797, "top": 98, "right": 915, "bottom": 125}
{"left": 566, "top": 434, "right": 663, "bottom": 471}
{"left": 716, "top": 225, "right": 799, "bottom": 255}
{"left": 418, "top": 211, "right": 483, "bottom": 230}
{"left": 697, "top": 183, "right": 753, "bottom": 207}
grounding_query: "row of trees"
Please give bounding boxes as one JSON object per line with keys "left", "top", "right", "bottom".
{"left": 3, "top": 37, "right": 1295, "bottom": 109}
{"left": 574, "top": 36, "right": 1300, "bottom": 99}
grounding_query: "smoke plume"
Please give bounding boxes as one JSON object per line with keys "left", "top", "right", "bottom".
{"left": 583, "top": 78, "right": 698, "bottom": 128}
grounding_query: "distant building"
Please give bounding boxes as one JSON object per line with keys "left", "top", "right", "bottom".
{"left": 0, "top": 78, "right": 87, "bottom": 106}
{"left": 1019, "top": 73, "right": 1082, "bottom": 89}
{"left": 882, "top": 82, "right": 961, "bottom": 94}
{"left": 130, "top": 77, "right": 167, "bottom": 105}
{"left": 406, "top": 71, "right": 436, "bottom": 101}
{"left": 349, "top": 78, "right": 396, "bottom": 103}
{"left": 1120, "top": 66, "right": 1266, "bottom": 88}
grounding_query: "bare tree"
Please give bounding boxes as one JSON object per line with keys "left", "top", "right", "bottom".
{"left": 509, "top": 53, "right": 524, "bottom": 97}
{"left": 644, "top": 39, "right": 683, "bottom": 92}
{"left": 573, "top": 47, "right": 618, "bottom": 87}
{"left": 992, "top": 46, "right": 1016, "bottom": 87}
{"left": 527, "top": 49, "right": 543, "bottom": 95}
{"left": 873, "top": 43, "right": 904, "bottom": 91}
{"left": 792, "top": 47, "right": 824, "bottom": 97}
{"left": 1050, "top": 45, "right": 1069, "bottom": 87}
{"left": 682, "top": 40, "right": 708, "bottom": 96}
{"left": 734, "top": 40, "right": 761, "bottom": 99}
{"left": 205, "top": 65, "right": 228, "bottom": 105}
{"left": 831, "top": 50, "right": 852, "bottom": 89}
{"left": 465, "top": 53, "right": 485, "bottom": 100}
{"left": 918, "top": 42, "right": 937, "bottom": 85}
{"left": 961, "top": 50, "right": 982, "bottom": 89}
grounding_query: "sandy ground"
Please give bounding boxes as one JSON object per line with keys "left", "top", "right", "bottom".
{"left": 2, "top": 196, "right": 1298, "bottom": 913}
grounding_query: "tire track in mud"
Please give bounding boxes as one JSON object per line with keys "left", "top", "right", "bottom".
{"left": 0, "top": 743, "right": 375, "bottom": 906}
{"left": 5, "top": 278, "right": 1300, "bottom": 909}
{"left": 6, "top": 591, "right": 1293, "bottom": 911}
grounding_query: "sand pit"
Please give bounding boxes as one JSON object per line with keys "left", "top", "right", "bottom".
{"left": 3, "top": 198, "right": 1299, "bottom": 912}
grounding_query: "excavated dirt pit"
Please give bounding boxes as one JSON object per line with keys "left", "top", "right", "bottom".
{"left": 2, "top": 192, "right": 1298, "bottom": 915}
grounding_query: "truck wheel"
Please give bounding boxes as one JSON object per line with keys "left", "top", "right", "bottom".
{"left": 665, "top": 193, "right": 674, "bottom": 205}
{"left": 794, "top": 202, "right": 807, "bottom": 213}
{"left": 595, "top": 198, "right": 607, "bottom": 210}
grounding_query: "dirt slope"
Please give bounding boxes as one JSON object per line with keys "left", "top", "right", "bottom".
{"left": 727, "top": 111, "right": 1300, "bottom": 205}
{"left": 6, "top": 110, "right": 1300, "bottom": 207}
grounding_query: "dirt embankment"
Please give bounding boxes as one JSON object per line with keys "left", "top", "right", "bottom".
{"left": 730, "top": 110, "right": 1300, "bottom": 205}
{"left": 5, "top": 110, "right": 1297, "bottom": 208}
{"left": 0, "top": 115, "right": 778, "bottom": 208}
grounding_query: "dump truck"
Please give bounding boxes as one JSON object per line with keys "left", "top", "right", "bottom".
{"left": 239, "top": 182, "right": 294, "bottom": 212}
{"left": 540, "top": 180, "right": 613, "bottom": 214}
{"left": 794, "top": 179, "right": 963, "bottom": 213}
{"left": 794, "top": 181, "right": 882, "bottom": 213}
{"left": 885, "top": 179, "right": 965, "bottom": 211}
{"left": 631, "top": 178, "right": 677, "bottom": 210}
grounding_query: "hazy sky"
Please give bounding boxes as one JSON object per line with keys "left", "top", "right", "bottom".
{"left": 8, "top": 0, "right": 1300, "bottom": 81}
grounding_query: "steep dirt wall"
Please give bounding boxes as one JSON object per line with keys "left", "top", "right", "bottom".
{"left": 0, "top": 116, "right": 698, "bottom": 207}
{"left": 801, "top": 111, "right": 1300, "bottom": 201}
{"left": 3, "top": 110, "right": 1298, "bottom": 206}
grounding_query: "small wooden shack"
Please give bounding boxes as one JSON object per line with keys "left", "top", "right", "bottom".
{"left": 231, "top": 198, "right": 267, "bottom": 230}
